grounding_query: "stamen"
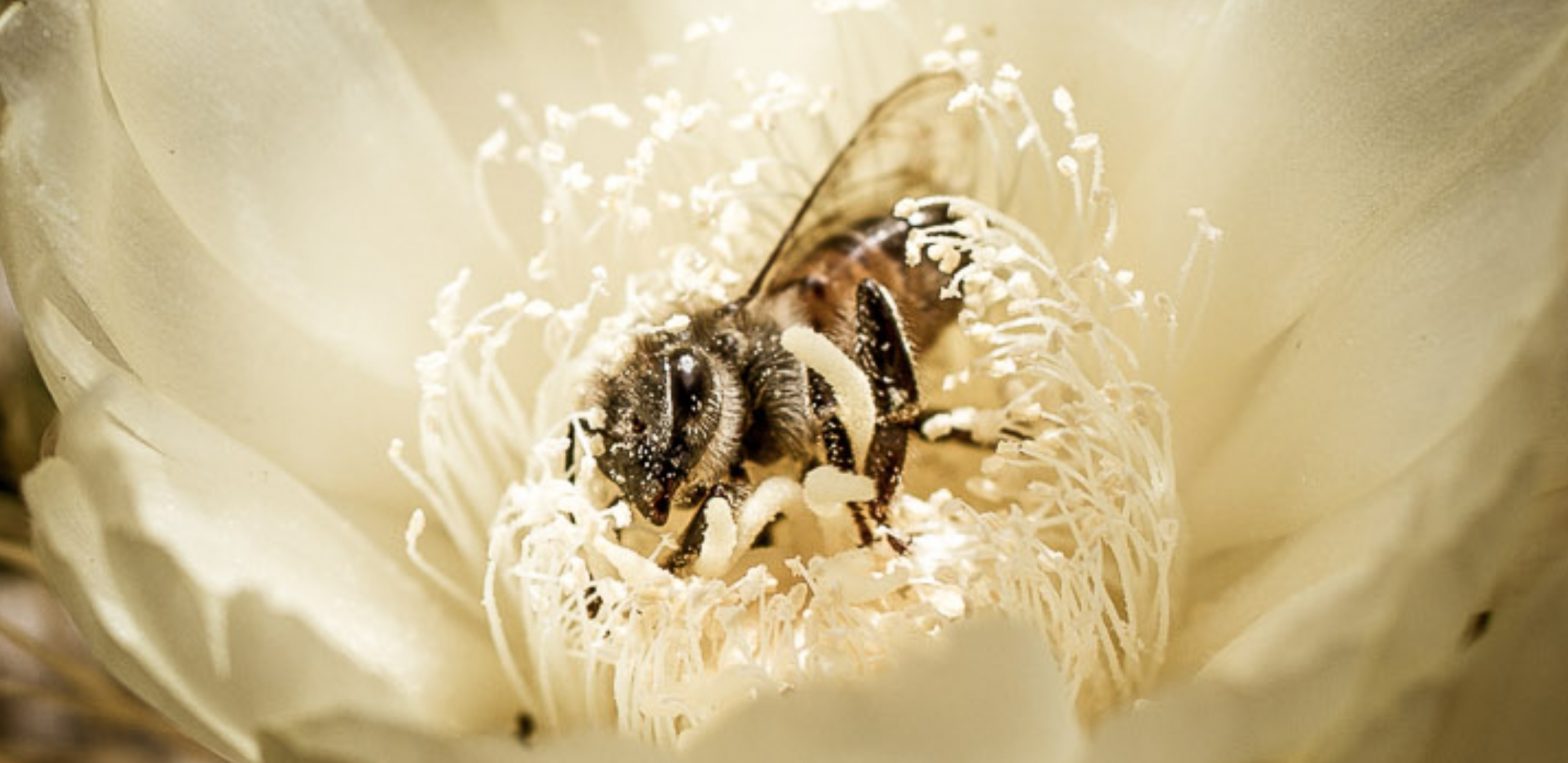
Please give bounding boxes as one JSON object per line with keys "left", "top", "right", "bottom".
{"left": 401, "top": 509, "right": 475, "bottom": 608}
{"left": 734, "top": 477, "right": 801, "bottom": 549}
{"left": 803, "top": 465, "right": 876, "bottom": 508}
{"left": 395, "top": 29, "right": 1195, "bottom": 745}
{"left": 781, "top": 326, "right": 875, "bottom": 464}
{"left": 693, "top": 497, "right": 737, "bottom": 577}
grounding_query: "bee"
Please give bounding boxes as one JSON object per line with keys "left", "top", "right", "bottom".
{"left": 580, "top": 72, "right": 979, "bottom": 567}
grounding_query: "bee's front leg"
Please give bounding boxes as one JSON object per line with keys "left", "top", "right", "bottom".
{"left": 563, "top": 419, "right": 583, "bottom": 479}
{"left": 662, "top": 508, "right": 708, "bottom": 572}
{"left": 563, "top": 416, "right": 603, "bottom": 484}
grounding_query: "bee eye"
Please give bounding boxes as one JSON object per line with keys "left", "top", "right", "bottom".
{"left": 630, "top": 417, "right": 647, "bottom": 435}
{"left": 670, "top": 350, "right": 709, "bottom": 408}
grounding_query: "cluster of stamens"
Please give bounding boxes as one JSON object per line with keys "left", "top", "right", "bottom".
{"left": 392, "top": 19, "right": 1216, "bottom": 748}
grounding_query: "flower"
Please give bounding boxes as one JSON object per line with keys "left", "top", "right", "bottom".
{"left": 2, "top": 1, "right": 1566, "bottom": 762}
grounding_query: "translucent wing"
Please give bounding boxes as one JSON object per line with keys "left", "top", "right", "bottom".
{"left": 741, "top": 72, "right": 980, "bottom": 302}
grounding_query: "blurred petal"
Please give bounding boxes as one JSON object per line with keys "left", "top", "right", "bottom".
{"left": 366, "top": 2, "right": 645, "bottom": 148}
{"left": 368, "top": 0, "right": 1204, "bottom": 148}
{"left": 358, "top": 1, "right": 650, "bottom": 287}
{"left": 261, "top": 621, "right": 1076, "bottom": 763}
{"left": 25, "top": 375, "right": 512, "bottom": 761}
{"left": 360, "top": 2, "right": 527, "bottom": 153}
{"left": 1303, "top": 552, "right": 1568, "bottom": 763}
{"left": 0, "top": 0, "right": 517, "bottom": 511}
{"left": 259, "top": 711, "right": 665, "bottom": 763}
{"left": 685, "top": 620, "right": 1080, "bottom": 763}
{"left": 981, "top": 0, "right": 1224, "bottom": 179}
{"left": 90, "top": 0, "right": 520, "bottom": 379}
{"left": 1409, "top": 550, "right": 1568, "bottom": 763}
{"left": 1174, "top": 268, "right": 1568, "bottom": 664}
{"left": 1100, "top": 0, "right": 1568, "bottom": 551}
{"left": 1087, "top": 334, "right": 1556, "bottom": 762}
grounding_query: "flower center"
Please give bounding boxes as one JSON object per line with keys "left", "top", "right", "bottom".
{"left": 391, "top": 28, "right": 1218, "bottom": 749}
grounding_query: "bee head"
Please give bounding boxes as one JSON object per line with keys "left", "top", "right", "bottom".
{"left": 595, "top": 340, "right": 723, "bottom": 525}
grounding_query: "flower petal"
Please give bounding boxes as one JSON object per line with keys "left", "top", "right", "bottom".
{"left": 1377, "top": 551, "right": 1568, "bottom": 763}
{"left": 1088, "top": 341, "right": 1555, "bottom": 762}
{"left": 359, "top": 2, "right": 531, "bottom": 153}
{"left": 1104, "top": 0, "right": 1568, "bottom": 551}
{"left": 0, "top": 0, "right": 517, "bottom": 511}
{"left": 258, "top": 711, "right": 666, "bottom": 763}
{"left": 25, "top": 375, "right": 513, "bottom": 762}
{"left": 258, "top": 622, "right": 1075, "bottom": 763}
{"left": 684, "top": 620, "right": 1080, "bottom": 763}
{"left": 366, "top": 2, "right": 649, "bottom": 145}
{"left": 90, "top": 0, "right": 521, "bottom": 378}
{"left": 984, "top": 0, "right": 1225, "bottom": 174}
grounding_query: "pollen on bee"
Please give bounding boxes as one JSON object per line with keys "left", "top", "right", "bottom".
{"left": 408, "top": 42, "right": 1193, "bottom": 747}
{"left": 802, "top": 466, "right": 875, "bottom": 509}
{"left": 937, "top": 247, "right": 964, "bottom": 274}
{"left": 694, "top": 497, "right": 738, "bottom": 577}
{"left": 780, "top": 325, "right": 875, "bottom": 463}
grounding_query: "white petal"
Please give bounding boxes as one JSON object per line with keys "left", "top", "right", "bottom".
{"left": 977, "top": 0, "right": 1225, "bottom": 176}
{"left": 26, "top": 375, "right": 513, "bottom": 762}
{"left": 0, "top": 0, "right": 517, "bottom": 510}
{"left": 257, "top": 622, "right": 1077, "bottom": 762}
{"left": 685, "top": 620, "right": 1080, "bottom": 763}
{"left": 1231, "top": 517, "right": 1568, "bottom": 763}
{"left": 90, "top": 0, "right": 520, "bottom": 372}
{"left": 1382, "top": 552, "right": 1568, "bottom": 763}
{"left": 1087, "top": 355, "right": 1552, "bottom": 762}
{"left": 367, "top": 2, "right": 660, "bottom": 143}
{"left": 1102, "top": 0, "right": 1568, "bottom": 551}
{"left": 361, "top": 2, "right": 532, "bottom": 153}
{"left": 258, "top": 711, "right": 666, "bottom": 763}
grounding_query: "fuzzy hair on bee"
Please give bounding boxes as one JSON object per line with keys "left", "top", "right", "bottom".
{"left": 591, "top": 306, "right": 812, "bottom": 526}
{"left": 581, "top": 71, "right": 981, "bottom": 566}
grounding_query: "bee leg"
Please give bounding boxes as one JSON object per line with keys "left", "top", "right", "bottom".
{"left": 853, "top": 281, "right": 921, "bottom": 419}
{"left": 663, "top": 476, "right": 750, "bottom": 573}
{"left": 864, "top": 427, "right": 911, "bottom": 554}
{"left": 663, "top": 508, "right": 708, "bottom": 572}
{"left": 852, "top": 280, "right": 921, "bottom": 551}
{"left": 563, "top": 422, "right": 582, "bottom": 478}
{"left": 808, "top": 370, "right": 876, "bottom": 546}
{"left": 563, "top": 416, "right": 601, "bottom": 483}
{"left": 809, "top": 371, "right": 857, "bottom": 470}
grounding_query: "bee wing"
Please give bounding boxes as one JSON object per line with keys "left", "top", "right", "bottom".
{"left": 741, "top": 71, "right": 979, "bottom": 302}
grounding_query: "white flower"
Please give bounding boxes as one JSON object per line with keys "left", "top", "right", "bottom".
{"left": 2, "top": 1, "right": 1566, "bottom": 762}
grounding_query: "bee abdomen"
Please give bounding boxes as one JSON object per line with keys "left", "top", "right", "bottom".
{"left": 764, "top": 209, "right": 960, "bottom": 352}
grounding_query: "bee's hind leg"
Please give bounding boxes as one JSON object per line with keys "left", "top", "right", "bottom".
{"left": 798, "top": 280, "right": 920, "bottom": 550}
{"left": 851, "top": 280, "right": 922, "bottom": 552}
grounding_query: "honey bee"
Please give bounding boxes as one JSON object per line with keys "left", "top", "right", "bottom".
{"left": 580, "top": 72, "right": 979, "bottom": 567}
